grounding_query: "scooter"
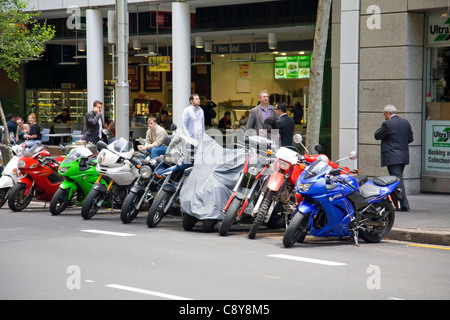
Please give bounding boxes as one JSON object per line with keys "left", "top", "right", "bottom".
{"left": 8, "top": 143, "right": 65, "bottom": 211}
{"left": 218, "top": 134, "right": 276, "bottom": 236}
{"left": 248, "top": 134, "right": 350, "bottom": 239}
{"left": 81, "top": 137, "right": 140, "bottom": 220}
{"left": 49, "top": 146, "right": 106, "bottom": 215}
{"left": 0, "top": 143, "right": 26, "bottom": 207}
{"left": 283, "top": 152, "right": 399, "bottom": 247}
{"left": 147, "top": 129, "right": 196, "bottom": 228}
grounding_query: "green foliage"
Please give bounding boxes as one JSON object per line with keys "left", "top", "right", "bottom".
{"left": 0, "top": 0, "right": 55, "bottom": 82}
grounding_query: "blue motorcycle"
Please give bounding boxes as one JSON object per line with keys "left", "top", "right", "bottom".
{"left": 283, "top": 152, "right": 400, "bottom": 247}
{"left": 145, "top": 130, "right": 196, "bottom": 228}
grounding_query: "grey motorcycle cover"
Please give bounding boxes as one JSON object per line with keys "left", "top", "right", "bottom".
{"left": 180, "top": 134, "right": 245, "bottom": 220}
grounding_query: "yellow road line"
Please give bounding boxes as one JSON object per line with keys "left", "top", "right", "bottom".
{"left": 408, "top": 244, "right": 450, "bottom": 251}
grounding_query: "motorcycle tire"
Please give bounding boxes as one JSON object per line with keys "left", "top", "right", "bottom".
{"left": 182, "top": 213, "right": 197, "bottom": 231}
{"left": 49, "top": 188, "right": 71, "bottom": 215}
{"left": 283, "top": 213, "right": 308, "bottom": 248}
{"left": 0, "top": 187, "right": 10, "bottom": 208}
{"left": 202, "top": 219, "right": 218, "bottom": 233}
{"left": 81, "top": 189, "right": 104, "bottom": 220}
{"left": 8, "top": 183, "right": 33, "bottom": 212}
{"left": 218, "top": 197, "right": 241, "bottom": 236}
{"left": 359, "top": 200, "right": 395, "bottom": 243}
{"left": 120, "top": 192, "right": 141, "bottom": 224}
{"left": 248, "top": 190, "right": 274, "bottom": 239}
{"left": 146, "top": 190, "right": 172, "bottom": 228}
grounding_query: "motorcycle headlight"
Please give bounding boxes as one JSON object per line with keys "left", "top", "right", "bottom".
{"left": 140, "top": 166, "right": 152, "bottom": 179}
{"left": 278, "top": 159, "right": 291, "bottom": 171}
{"left": 59, "top": 166, "right": 69, "bottom": 174}
{"left": 18, "top": 160, "right": 26, "bottom": 168}
{"left": 296, "top": 181, "right": 313, "bottom": 192}
{"left": 98, "top": 151, "right": 106, "bottom": 164}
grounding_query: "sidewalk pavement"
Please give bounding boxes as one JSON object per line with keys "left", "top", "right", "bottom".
{"left": 388, "top": 193, "right": 450, "bottom": 246}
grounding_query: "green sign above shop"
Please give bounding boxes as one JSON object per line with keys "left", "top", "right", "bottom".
{"left": 428, "top": 15, "right": 450, "bottom": 45}
{"left": 274, "top": 54, "right": 311, "bottom": 79}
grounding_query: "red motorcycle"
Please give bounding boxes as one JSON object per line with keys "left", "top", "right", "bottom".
{"left": 8, "top": 143, "right": 65, "bottom": 211}
{"left": 248, "top": 134, "right": 350, "bottom": 239}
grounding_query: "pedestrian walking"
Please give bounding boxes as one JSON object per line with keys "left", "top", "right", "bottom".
{"left": 181, "top": 93, "right": 205, "bottom": 141}
{"left": 374, "top": 104, "right": 414, "bottom": 212}
{"left": 275, "top": 101, "right": 295, "bottom": 147}
{"left": 246, "top": 90, "right": 276, "bottom": 133}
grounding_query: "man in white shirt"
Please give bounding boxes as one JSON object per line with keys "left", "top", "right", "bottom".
{"left": 138, "top": 117, "right": 169, "bottom": 158}
{"left": 181, "top": 93, "right": 205, "bottom": 141}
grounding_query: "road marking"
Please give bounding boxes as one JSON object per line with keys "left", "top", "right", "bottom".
{"left": 408, "top": 244, "right": 450, "bottom": 251}
{"left": 268, "top": 254, "right": 347, "bottom": 266}
{"left": 81, "top": 230, "right": 136, "bottom": 237}
{"left": 106, "top": 284, "right": 193, "bottom": 300}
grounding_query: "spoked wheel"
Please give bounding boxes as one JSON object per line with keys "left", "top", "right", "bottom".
{"left": 218, "top": 197, "right": 241, "bottom": 236}
{"left": 8, "top": 183, "right": 33, "bottom": 212}
{"left": 49, "top": 188, "right": 72, "bottom": 215}
{"left": 248, "top": 191, "right": 274, "bottom": 239}
{"left": 120, "top": 192, "right": 141, "bottom": 224}
{"left": 360, "top": 200, "right": 395, "bottom": 243}
{"left": 81, "top": 189, "right": 104, "bottom": 220}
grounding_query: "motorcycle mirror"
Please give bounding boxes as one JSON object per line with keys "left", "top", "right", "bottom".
{"left": 102, "top": 129, "right": 111, "bottom": 139}
{"left": 96, "top": 140, "right": 108, "bottom": 151}
{"left": 293, "top": 134, "right": 302, "bottom": 144}
{"left": 348, "top": 151, "right": 357, "bottom": 160}
{"left": 40, "top": 150, "right": 51, "bottom": 158}
{"left": 314, "top": 144, "right": 323, "bottom": 153}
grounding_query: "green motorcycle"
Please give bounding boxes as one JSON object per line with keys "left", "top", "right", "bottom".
{"left": 49, "top": 147, "right": 107, "bottom": 215}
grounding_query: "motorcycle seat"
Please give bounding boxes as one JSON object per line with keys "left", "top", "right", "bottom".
{"left": 359, "top": 183, "right": 381, "bottom": 198}
{"left": 372, "top": 176, "right": 399, "bottom": 186}
{"left": 352, "top": 175, "right": 368, "bottom": 186}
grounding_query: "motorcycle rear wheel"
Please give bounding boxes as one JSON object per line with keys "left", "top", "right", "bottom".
{"left": 49, "top": 188, "right": 71, "bottom": 215}
{"left": 146, "top": 190, "right": 172, "bottom": 228}
{"left": 218, "top": 197, "right": 241, "bottom": 236}
{"left": 0, "top": 187, "right": 10, "bottom": 208}
{"left": 248, "top": 190, "right": 274, "bottom": 239}
{"left": 283, "top": 213, "right": 307, "bottom": 248}
{"left": 8, "top": 183, "right": 33, "bottom": 212}
{"left": 121, "top": 192, "right": 141, "bottom": 224}
{"left": 359, "top": 200, "right": 395, "bottom": 243}
{"left": 81, "top": 189, "right": 104, "bottom": 220}
{"left": 182, "top": 213, "right": 197, "bottom": 231}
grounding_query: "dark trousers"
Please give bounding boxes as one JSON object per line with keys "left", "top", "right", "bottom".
{"left": 387, "top": 164, "right": 409, "bottom": 209}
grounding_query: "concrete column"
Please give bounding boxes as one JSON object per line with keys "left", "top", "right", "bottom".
{"left": 86, "top": 9, "right": 104, "bottom": 113}
{"left": 115, "top": 0, "right": 130, "bottom": 140}
{"left": 172, "top": 1, "right": 191, "bottom": 128}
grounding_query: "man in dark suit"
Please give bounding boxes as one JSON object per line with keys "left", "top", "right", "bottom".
{"left": 275, "top": 101, "right": 295, "bottom": 147}
{"left": 82, "top": 100, "right": 106, "bottom": 144}
{"left": 374, "top": 104, "right": 414, "bottom": 212}
{"left": 246, "top": 90, "right": 276, "bottom": 134}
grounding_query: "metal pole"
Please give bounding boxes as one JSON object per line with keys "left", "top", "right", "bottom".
{"left": 115, "top": 0, "right": 130, "bottom": 140}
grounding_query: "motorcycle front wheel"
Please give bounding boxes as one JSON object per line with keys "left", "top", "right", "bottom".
{"left": 283, "top": 213, "right": 308, "bottom": 248}
{"left": 121, "top": 192, "right": 141, "bottom": 224}
{"left": 218, "top": 197, "right": 241, "bottom": 236}
{"left": 359, "top": 200, "right": 395, "bottom": 243}
{"left": 8, "top": 183, "right": 33, "bottom": 212}
{"left": 248, "top": 190, "right": 274, "bottom": 239}
{"left": 146, "top": 190, "right": 172, "bottom": 228}
{"left": 182, "top": 213, "right": 198, "bottom": 231}
{"left": 81, "top": 189, "right": 104, "bottom": 220}
{"left": 49, "top": 188, "right": 71, "bottom": 215}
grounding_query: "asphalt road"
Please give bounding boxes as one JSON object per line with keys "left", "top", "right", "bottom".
{"left": 1, "top": 204, "right": 449, "bottom": 303}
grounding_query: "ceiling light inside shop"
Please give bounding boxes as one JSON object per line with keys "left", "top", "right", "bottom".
{"left": 133, "top": 39, "right": 141, "bottom": 50}
{"left": 204, "top": 41, "right": 213, "bottom": 52}
{"left": 195, "top": 36, "right": 204, "bottom": 49}
{"left": 268, "top": 33, "right": 277, "bottom": 50}
{"left": 78, "top": 40, "right": 85, "bottom": 52}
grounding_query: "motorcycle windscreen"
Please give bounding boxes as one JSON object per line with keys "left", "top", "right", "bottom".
{"left": 180, "top": 134, "right": 245, "bottom": 220}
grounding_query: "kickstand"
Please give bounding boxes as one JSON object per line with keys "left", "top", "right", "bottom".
{"left": 352, "top": 230, "right": 360, "bottom": 247}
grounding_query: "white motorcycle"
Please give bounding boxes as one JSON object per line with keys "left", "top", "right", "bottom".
{"left": 81, "top": 137, "right": 140, "bottom": 220}
{"left": 0, "top": 144, "right": 26, "bottom": 207}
